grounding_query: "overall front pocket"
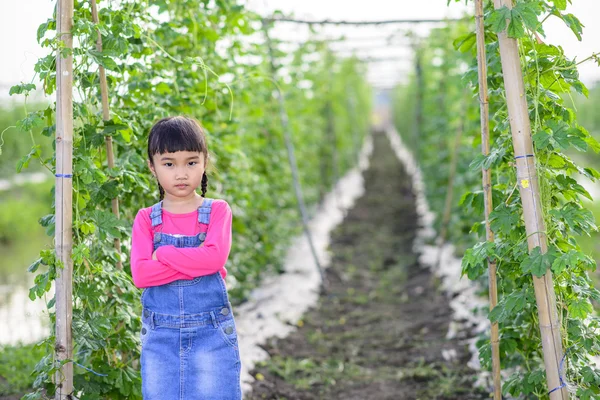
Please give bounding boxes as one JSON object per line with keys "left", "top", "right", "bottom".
{"left": 217, "top": 317, "right": 238, "bottom": 348}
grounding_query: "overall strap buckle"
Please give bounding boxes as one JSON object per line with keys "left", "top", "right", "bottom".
{"left": 149, "top": 201, "right": 163, "bottom": 227}
{"left": 198, "top": 198, "right": 214, "bottom": 224}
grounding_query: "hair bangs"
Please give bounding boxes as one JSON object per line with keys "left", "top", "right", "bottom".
{"left": 148, "top": 116, "right": 207, "bottom": 161}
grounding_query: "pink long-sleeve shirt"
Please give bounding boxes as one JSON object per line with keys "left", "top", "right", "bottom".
{"left": 130, "top": 199, "right": 232, "bottom": 288}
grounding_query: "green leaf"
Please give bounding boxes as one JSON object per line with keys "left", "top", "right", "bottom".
{"left": 583, "top": 167, "right": 600, "bottom": 180}
{"left": 469, "top": 154, "right": 486, "bottom": 171}
{"left": 533, "top": 130, "right": 551, "bottom": 150}
{"left": 461, "top": 241, "right": 496, "bottom": 279}
{"left": 47, "top": 296, "right": 55, "bottom": 309}
{"left": 490, "top": 203, "right": 521, "bottom": 236}
{"left": 570, "top": 80, "right": 589, "bottom": 97}
{"left": 28, "top": 287, "right": 38, "bottom": 301}
{"left": 87, "top": 49, "right": 119, "bottom": 71}
{"left": 552, "top": 250, "right": 580, "bottom": 274}
{"left": 527, "top": 369, "right": 545, "bottom": 385}
{"left": 555, "top": 174, "right": 592, "bottom": 201}
{"left": 584, "top": 135, "right": 600, "bottom": 153}
{"left": 37, "top": 19, "right": 55, "bottom": 41}
{"left": 507, "top": 17, "right": 525, "bottom": 38}
{"left": 547, "top": 153, "right": 567, "bottom": 168}
{"left": 568, "top": 136, "right": 588, "bottom": 152}
{"left": 102, "top": 121, "right": 129, "bottom": 134}
{"left": 512, "top": 2, "right": 540, "bottom": 32}
{"left": 459, "top": 191, "right": 485, "bottom": 214}
{"left": 469, "top": 147, "right": 506, "bottom": 171}
{"left": 580, "top": 366, "right": 600, "bottom": 385}
{"left": 521, "top": 246, "right": 556, "bottom": 277}
{"left": 9, "top": 83, "right": 37, "bottom": 96}
{"left": 452, "top": 33, "right": 476, "bottom": 53}
{"left": 79, "top": 221, "right": 96, "bottom": 235}
{"left": 155, "top": 82, "right": 173, "bottom": 94}
{"left": 28, "top": 258, "right": 43, "bottom": 273}
{"left": 560, "top": 13, "right": 584, "bottom": 41}
{"left": 544, "top": 120, "right": 588, "bottom": 152}
{"left": 16, "top": 112, "right": 44, "bottom": 132}
{"left": 488, "top": 7, "right": 511, "bottom": 33}
{"left": 90, "top": 210, "right": 129, "bottom": 238}
{"left": 39, "top": 214, "right": 55, "bottom": 237}
{"left": 578, "top": 388, "right": 599, "bottom": 400}
{"left": 16, "top": 145, "right": 42, "bottom": 172}
{"left": 548, "top": 120, "right": 571, "bottom": 150}
{"left": 489, "top": 289, "right": 530, "bottom": 323}
{"left": 552, "top": 0, "right": 567, "bottom": 10}
{"left": 550, "top": 202, "right": 597, "bottom": 236}
{"left": 568, "top": 298, "right": 593, "bottom": 319}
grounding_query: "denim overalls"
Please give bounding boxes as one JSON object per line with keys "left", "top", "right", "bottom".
{"left": 139, "top": 198, "right": 242, "bottom": 400}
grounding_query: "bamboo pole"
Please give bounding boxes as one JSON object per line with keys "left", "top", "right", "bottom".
{"left": 492, "top": 0, "right": 567, "bottom": 398}
{"left": 475, "top": 0, "right": 501, "bottom": 397}
{"left": 90, "top": 0, "right": 122, "bottom": 269}
{"left": 55, "top": 0, "right": 74, "bottom": 397}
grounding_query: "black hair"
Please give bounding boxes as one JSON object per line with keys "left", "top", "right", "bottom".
{"left": 147, "top": 116, "right": 209, "bottom": 199}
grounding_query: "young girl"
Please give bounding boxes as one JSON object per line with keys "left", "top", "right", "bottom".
{"left": 130, "top": 116, "right": 241, "bottom": 400}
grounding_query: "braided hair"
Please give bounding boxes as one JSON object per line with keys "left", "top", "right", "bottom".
{"left": 147, "top": 116, "right": 210, "bottom": 200}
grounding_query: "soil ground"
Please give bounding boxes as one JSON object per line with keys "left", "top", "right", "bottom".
{"left": 247, "top": 130, "right": 488, "bottom": 400}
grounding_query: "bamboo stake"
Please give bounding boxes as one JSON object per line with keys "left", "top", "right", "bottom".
{"left": 55, "top": 0, "right": 74, "bottom": 397}
{"left": 475, "top": 0, "right": 501, "bottom": 397}
{"left": 90, "top": 0, "right": 122, "bottom": 270}
{"left": 492, "top": 0, "right": 567, "bottom": 398}
{"left": 262, "top": 20, "right": 327, "bottom": 288}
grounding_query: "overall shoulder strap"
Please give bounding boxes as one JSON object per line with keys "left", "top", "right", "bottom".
{"left": 149, "top": 201, "right": 163, "bottom": 227}
{"left": 198, "top": 198, "right": 214, "bottom": 224}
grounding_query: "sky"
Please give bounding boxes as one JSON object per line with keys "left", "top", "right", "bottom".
{"left": 246, "top": 0, "right": 600, "bottom": 88}
{"left": 0, "top": 0, "right": 598, "bottom": 98}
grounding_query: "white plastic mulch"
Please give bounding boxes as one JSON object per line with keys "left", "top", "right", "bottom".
{"left": 236, "top": 133, "right": 374, "bottom": 394}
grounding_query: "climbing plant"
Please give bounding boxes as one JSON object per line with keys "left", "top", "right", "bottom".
{"left": 8, "top": 0, "right": 371, "bottom": 397}
{"left": 395, "top": 1, "right": 600, "bottom": 398}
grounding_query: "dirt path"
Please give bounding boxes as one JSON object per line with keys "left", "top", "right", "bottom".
{"left": 247, "top": 131, "right": 487, "bottom": 400}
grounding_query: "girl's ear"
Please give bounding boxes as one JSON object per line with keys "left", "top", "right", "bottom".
{"left": 147, "top": 159, "right": 156, "bottom": 176}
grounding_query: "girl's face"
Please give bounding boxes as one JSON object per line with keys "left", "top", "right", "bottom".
{"left": 148, "top": 150, "right": 205, "bottom": 200}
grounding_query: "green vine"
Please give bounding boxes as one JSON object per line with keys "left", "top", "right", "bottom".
{"left": 397, "top": 0, "right": 600, "bottom": 398}
{"left": 8, "top": 1, "right": 372, "bottom": 398}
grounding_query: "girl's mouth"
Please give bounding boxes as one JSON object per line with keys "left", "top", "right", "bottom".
{"left": 175, "top": 184, "right": 188, "bottom": 189}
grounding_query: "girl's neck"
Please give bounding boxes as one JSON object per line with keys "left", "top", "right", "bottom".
{"left": 162, "top": 193, "right": 204, "bottom": 214}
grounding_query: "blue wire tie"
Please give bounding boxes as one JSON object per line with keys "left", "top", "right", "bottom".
{"left": 73, "top": 361, "right": 108, "bottom": 377}
{"left": 514, "top": 154, "right": 535, "bottom": 159}
{"left": 55, "top": 173, "right": 73, "bottom": 178}
{"left": 548, "top": 347, "right": 570, "bottom": 395}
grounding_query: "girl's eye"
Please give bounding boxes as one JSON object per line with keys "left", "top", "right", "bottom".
{"left": 164, "top": 162, "right": 173, "bottom": 167}
{"left": 188, "top": 162, "right": 197, "bottom": 166}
